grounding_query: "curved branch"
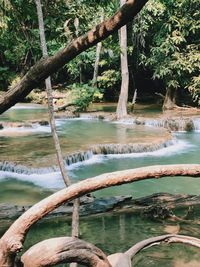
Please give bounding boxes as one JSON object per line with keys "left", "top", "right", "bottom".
{"left": 0, "top": 0, "right": 148, "bottom": 114}
{"left": 125, "top": 234, "right": 200, "bottom": 259}
{"left": 1, "top": 164, "right": 200, "bottom": 264}
{"left": 21, "top": 237, "right": 111, "bottom": 267}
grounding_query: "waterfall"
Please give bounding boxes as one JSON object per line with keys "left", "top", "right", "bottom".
{"left": 192, "top": 118, "right": 200, "bottom": 131}
{"left": 0, "top": 161, "right": 57, "bottom": 175}
{"left": 145, "top": 119, "right": 165, "bottom": 128}
{"left": 144, "top": 118, "right": 195, "bottom": 132}
{"left": 91, "top": 140, "right": 175, "bottom": 155}
{"left": 65, "top": 150, "right": 94, "bottom": 165}
{"left": 0, "top": 140, "right": 176, "bottom": 174}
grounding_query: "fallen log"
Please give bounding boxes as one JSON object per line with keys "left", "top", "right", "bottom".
{"left": 1, "top": 193, "right": 200, "bottom": 223}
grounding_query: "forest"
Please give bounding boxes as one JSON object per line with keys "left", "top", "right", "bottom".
{"left": 0, "top": 0, "right": 200, "bottom": 266}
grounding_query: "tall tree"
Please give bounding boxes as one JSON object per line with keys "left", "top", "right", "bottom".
{"left": 116, "top": 0, "right": 129, "bottom": 119}
{"left": 35, "top": 4, "right": 80, "bottom": 267}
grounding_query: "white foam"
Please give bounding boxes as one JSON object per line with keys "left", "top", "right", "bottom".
{"left": 10, "top": 104, "right": 46, "bottom": 110}
{"left": 0, "top": 139, "right": 194, "bottom": 188}
{"left": 112, "top": 119, "right": 135, "bottom": 125}
{"left": 193, "top": 118, "right": 200, "bottom": 132}
{"left": 0, "top": 124, "right": 51, "bottom": 135}
{"left": 104, "top": 140, "right": 193, "bottom": 159}
{"left": 0, "top": 170, "right": 64, "bottom": 189}
{"left": 67, "top": 139, "right": 193, "bottom": 170}
{"left": 67, "top": 155, "right": 104, "bottom": 170}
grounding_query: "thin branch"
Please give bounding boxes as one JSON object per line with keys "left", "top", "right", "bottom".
{"left": 125, "top": 234, "right": 200, "bottom": 259}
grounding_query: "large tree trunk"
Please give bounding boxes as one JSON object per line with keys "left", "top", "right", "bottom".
{"left": 116, "top": 0, "right": 129, "bottom": 119}
{"left": 0, "top": 0, "right": 148, "bottom": 115}
{"left": 163, "top": 87, "right": 177, "bottom": 110}
{"left": 1, "top": 164, "right": 200, "bottom": 266}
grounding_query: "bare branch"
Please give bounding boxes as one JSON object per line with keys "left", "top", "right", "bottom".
{"left": 21, "top": 237, "right": 111, "bottom": 267}
{"left": 125, "top": 234, "right": 200, "bottom": 259}
{"left": 1, "top": 164, "right": 200, "bottom": 261}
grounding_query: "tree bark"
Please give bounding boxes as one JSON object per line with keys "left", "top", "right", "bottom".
{"left": 163, "top": 87, "right": 177, "bottom": 110}
{"left": 92, "top": 12, "right": 104, "bottom": 87}
{"left": 1, "top": 164, "right": 200, "bottom": 266}
{"left": 21, "top": 237, "right": 111, "bottom": 267}
{"left": 35, "top": 0, "right": 70, "bottom": 186}
{"left": 0, "top": 0, "right": 148, "bottom": 115}
{"left": 116, "top": 0, "right": 129, "bottom": 119}
{"left": 34, "top": 4, "right": 80, "bottom": 267}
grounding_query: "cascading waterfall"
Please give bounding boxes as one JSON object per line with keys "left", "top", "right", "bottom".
{"left": 65, "top": 150, "right": 94, "bottom": 165}
{"left": 144, "top": 118, "right": 195, "bottom": 132}
{"left": 0, "top": 161, "right": 57, "bottom": 175}
{"left": 0, "top": 140, "right": 177, "bottom": 175}
{"left": 91, "top": 140, "right": 175, "bottom": 155}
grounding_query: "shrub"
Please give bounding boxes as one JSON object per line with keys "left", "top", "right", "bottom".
{"left": 71, "top": 83, "right": 103, "bottom": 111}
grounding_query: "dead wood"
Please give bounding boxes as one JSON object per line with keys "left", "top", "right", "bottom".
{"left": 21, "top": 237, "right": 111, "bottom": 267}
{"left": 125, "top": 234, "right": 200, "bottom": 259}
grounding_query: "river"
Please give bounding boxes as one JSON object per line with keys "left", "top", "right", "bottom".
{"left": 0, "top": 104, "right": 200, "bottom": 266}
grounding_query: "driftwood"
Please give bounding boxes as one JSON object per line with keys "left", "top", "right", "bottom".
{"left": 21, "top": 237, "right": 111, "bottom": 267}
{"left": 20, "top": 235, "right": 200, "bottom": 267}
{"left": 125, "top": 234, "right": 200, "bottom": 259}
{"left": 1, "top": 164, "right": 200, "bottom": 266}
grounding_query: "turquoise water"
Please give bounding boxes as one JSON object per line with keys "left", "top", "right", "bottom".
{"left": 0, "top": 107, "right": 200, "bottom": 202}
{"left": 0, "top": 104, "right": 47, "bottom": 121}
{"left": 70, "top": 132, "right": 200, "bottom": 198}
{"left": 0, "top": 104, "right": 200, "bottom": 266}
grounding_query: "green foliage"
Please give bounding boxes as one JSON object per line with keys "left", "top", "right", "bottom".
{"left": 97, "top": 69, "right": 120, "bottom": 89}
{"left": 67, "top": 49, "right": 96, "bottom": 80}
{"left": 188, "top": 76, "right": 200, "bottom": 104}
{"left": 0, "top": 0, "right": 107, "bottom": 89}
{"left": 136, "top": 0, "right": 200, "bottom": 104}
{"left": 71, "top": 83, "right": 103, "bottom": 111}
{"left": 1, "top": 0, "right": 199, "bottom": 107}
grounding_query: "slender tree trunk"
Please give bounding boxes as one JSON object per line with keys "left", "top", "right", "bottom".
{"left": 93, "top": 12, "right": 104, "bottom": 87}
{"left": 35, "top": 4, "right": 80, "bottom": 267}
{"left": 163, "top": 87, "right": 177, "bottom": 110}
{"left": 116, "top": 0, "right": 129, "bottom": 119}
{"left": 35, "top": 0, "right": 70, "bottom": 186}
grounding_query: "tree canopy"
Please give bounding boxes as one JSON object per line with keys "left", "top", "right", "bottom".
{"left": 0, "top": 0, "right": 199, "bottom": 112}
